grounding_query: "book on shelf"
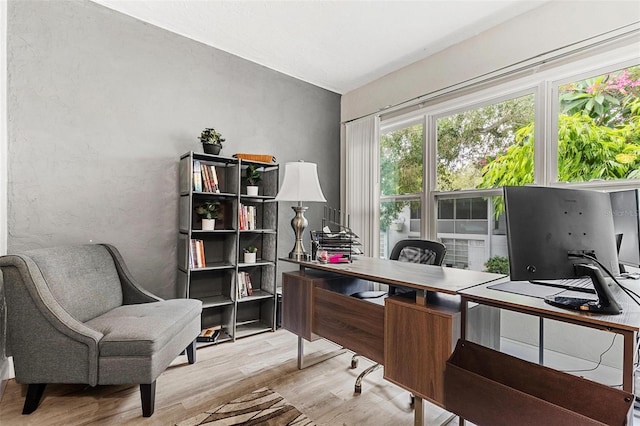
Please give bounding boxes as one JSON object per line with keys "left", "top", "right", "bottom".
{"left": 238, "top": 204, "right": 257, "bottom": 230}
{"left": 197, "top": 325, "right": 221, "bottom": 342}
{"left": 244, "top": 272, "right": 254, "bottom": 296}
{"left": 209, "top": 165, "right": 220, "bottom": 193}
{"left": 201, "top": 163, "right": 212, "bottom": 192}
{"left": 237, "top": 271, "right": 254, "bottom": 298}
{"left": 200, "top": 164, "right": 220, "bottom": 194}
{"left": 193, "top": 160, "right": 203, "bottom": 192}
{"left": 190, "top": 239, "right": 206, "bottom": 268}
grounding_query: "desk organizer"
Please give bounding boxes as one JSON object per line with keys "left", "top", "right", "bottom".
{"left": 444, "top": 339, "right": 633, "bottom": 425}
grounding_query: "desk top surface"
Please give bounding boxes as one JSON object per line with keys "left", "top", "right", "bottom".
{"left": 280, "top": 256, "right": 506, "bottom": 295}
{"left": 459, "top": 280, "right": 640, "bottom": 332}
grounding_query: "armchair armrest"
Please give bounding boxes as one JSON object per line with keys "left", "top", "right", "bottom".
{"left": 100, "top": 244, "right": 163, "bottom": 304}
{"left": 0, "top": 255, "right": 102, "bottom": 386}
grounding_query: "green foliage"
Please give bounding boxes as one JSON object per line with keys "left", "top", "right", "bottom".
{"left": 559, "top": 66, "right": 640, "bottom": 127}
{"left": 198, "top": 128, "right": 225, "bottom": 145}
{"left": 379, "top": 124, "right": 423, "bottom": 229}
{"left": 557, "top": 114, "right": 640, "bottom": 182}
{"left": 245, "top": 165, "right": 261, "bottom": 185}
{"left": 484, "top": 256, "right": 510, "bottom": 275}
{"left": 195, "top": 200, "right": 221, "bottom": 219}
{"left": 436, "top": 95, "right": 535, "bottom": 191}
{"left": 243, "top": 245, "right": 258, "bottom": 253}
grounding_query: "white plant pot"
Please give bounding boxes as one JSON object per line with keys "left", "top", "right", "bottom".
{"left": 246, "top": 186, "right": 259, "bottom": 196}
{"left": 244, "top": 252, "right": 256, "bottom": 264}
{"left": 202, "top": 218, "right": 216, "bottom": 231}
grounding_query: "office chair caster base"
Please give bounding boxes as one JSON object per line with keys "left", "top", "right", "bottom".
{"left": 354, "top": 363, "right": 381, "bottom": 395}
{"left": 350, "top": 354, "right": 358, "bottom": 369}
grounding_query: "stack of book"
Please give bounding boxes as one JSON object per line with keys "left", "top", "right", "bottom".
{"left": 193, "top": 160, "right": 220, "bottom": 193}
{"left": 237, "top": 271, "right": 254, "bottom": 299}
{"left": 239, "top": 204, "right": 257, "bottom": 230}
{"left": 197, "top": 325, "right": 221, "bottom": 343}
{"left": 189, "top": 239, "right": 206, "bottom": 268}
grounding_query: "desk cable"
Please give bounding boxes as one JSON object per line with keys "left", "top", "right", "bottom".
{"left": 560, "top": 333, "right": 617, "bottom": 375}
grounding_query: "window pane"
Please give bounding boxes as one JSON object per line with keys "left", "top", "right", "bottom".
{"left": 380, "top": 123, "right": 423, "bottom": 196}
{"left": 436, "top": 94, "right": 535, "bottom": 191}
{"left": 437, "top": 196, "right": 508, "bottom": 272}
{"left": 471, "top": 198, "right": 488, "bottom": 219}
{"left": 379, "top": 199, "right": 421, "bottom": 259}
{"left": 557, "top": 65, "right": 640, "bottom": 183}
{"left": 439, "top": 199, "right": 454, "bottom": 219}
{"left": 456, "top": 199, "right": 471, "bottom": 219}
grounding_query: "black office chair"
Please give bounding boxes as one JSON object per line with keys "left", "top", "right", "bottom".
{"left": 388, "top": 239, "right": 447, "bottom": 298}
{"left": 350, "top": 239, "right": 447, "bottom": 394}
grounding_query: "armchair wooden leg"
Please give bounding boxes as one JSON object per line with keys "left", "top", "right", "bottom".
{"left": 140, "top": 381, "right": 156, "bottom": 417}
{"left": 23, "top": 383, "right": 47, "bottom": 414}
{"left": 186, "top": 339, "right": 197, "bottom": 364}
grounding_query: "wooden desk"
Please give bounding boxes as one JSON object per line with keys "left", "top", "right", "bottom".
{"left": 458, "top": 280, "right": 640, "bottom": 394}
{"left": 281, "top": 257, "right": 505, "bottom": 425}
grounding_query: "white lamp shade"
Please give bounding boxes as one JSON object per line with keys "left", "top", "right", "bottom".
{"left": 275, "top": 161, "right": 327, "bottom": 202}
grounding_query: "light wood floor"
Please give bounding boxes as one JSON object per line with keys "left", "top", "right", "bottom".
{"left": 0, "top": 329, "right": 457, "bottom": 426}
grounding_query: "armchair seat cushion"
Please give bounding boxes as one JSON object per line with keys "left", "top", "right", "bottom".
{"left": 86, "top": 299, "right": 202, "bottom": 358}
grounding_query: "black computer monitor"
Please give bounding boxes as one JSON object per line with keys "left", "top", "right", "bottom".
{"left": 504, "top": 186, "right": 622, "bottom": 314}
{"left": 610, "top": 189, "right": 640, "bottom": 269}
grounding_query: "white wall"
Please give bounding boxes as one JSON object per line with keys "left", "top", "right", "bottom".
{"left": 341, "top": 1, "right": 640, "bottom": 123}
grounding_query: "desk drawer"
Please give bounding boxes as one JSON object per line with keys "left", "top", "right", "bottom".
{"left": 384, "top": 296, "right": 460, "bottom": 406}
{"left": 313, "top": 287, "right": 385, "bottom": 364}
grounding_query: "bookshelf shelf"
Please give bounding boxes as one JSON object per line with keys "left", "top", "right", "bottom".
{"left": 178, "top": 151, "right": 279, "bottom": 345}
{"left": 235, "top": 319, "right": 273, "bottom": 339}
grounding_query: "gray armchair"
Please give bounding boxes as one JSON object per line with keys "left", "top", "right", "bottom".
{"left": 0, "top": 244, "right": 202, "bottom": 417}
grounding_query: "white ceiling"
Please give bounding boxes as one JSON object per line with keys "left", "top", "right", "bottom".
{"left": 92, "top": 0, "right": 551, "bottom": 94}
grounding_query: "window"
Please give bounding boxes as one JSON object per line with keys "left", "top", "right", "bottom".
{"left": 556, "top": 65, "right": 640, "bottom": 183}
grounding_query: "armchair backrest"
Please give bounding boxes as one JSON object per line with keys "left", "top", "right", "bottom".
{"left": 5, "top": 245, "right": 124, "bottom": 322}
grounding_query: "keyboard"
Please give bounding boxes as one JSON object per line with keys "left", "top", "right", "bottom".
{"left": 530, "top": 277, "right": 596, "bottom": 294}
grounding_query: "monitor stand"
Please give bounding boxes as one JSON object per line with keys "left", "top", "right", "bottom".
{"left": 544, "top": 264, "right": 622, "bottom": 315}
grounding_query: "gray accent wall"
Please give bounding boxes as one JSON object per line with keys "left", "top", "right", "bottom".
{"left": 7, "top": 0, "right": 340, "bottom": 299}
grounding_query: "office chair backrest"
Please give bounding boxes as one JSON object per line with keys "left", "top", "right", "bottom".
{"left": 389, "top": 239, "right": 447, "bottom": 266}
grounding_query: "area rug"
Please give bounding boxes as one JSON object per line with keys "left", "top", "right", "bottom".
{"left": 176, "top": 387, "right": 315, "bottom": 426}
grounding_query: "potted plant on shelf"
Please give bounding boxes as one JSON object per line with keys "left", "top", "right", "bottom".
{"left": 245, "top": 165, "right": 261, "bottom": 196}
{"left": 198, "top": 128, "right": 225, "bottom": 155}
{"left": 195, "top": 200, "right": 221, "bottom": 230}
{"left": 243, "top": 245, "right": 258, "bottom": 264}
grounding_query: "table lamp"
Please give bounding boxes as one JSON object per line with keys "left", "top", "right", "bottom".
{"left": 275, "top": 161, "right": 326, "bottom": 260}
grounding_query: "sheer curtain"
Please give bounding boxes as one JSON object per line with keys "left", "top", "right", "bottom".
{"left": 344, "top": 116, "right": 379, "bottom": 257}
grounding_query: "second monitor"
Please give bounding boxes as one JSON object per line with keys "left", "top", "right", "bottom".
{"left": 504, "top": 186, "right": 622, "bottom": 315}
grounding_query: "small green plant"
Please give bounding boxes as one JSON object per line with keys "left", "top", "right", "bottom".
{"left": 194, "top": 200, "right": 221, "bottom": 220}
{"left": 198, "top": 128, "right": 225, "bottom": 145}
{"left": 245, "top": 165, "right": 261, "bottom": 186}
{"left": 243, "top": 245, "right": 258, "bottom": 254}
{"left": 484, "top": 255, "right": 510, "bottom": 275}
